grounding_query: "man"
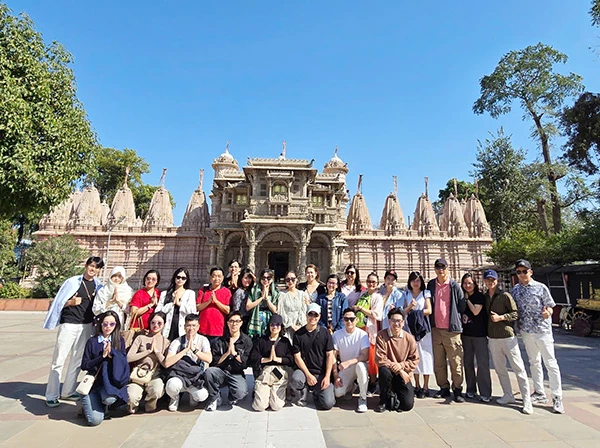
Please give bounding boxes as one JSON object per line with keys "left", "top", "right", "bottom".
{"left": 375, "top": 308, "right": 419, "bottom": 412}
{"left": 483, "top": 269, "right": 532, "bottom": 415}
{"left": 512, "top": 259, "right": 564, "bottom": 414}
{"left": 204, "top": 311, "right": 253, "bottom": 411}
{"left": 427, "top": 258, "right": 466, "bottom": 402}
{"left": 164, "top": 314, "right": 212, "bottom": 411}
{"left": 332, "top": 308, "right": 370, "bottom": 412}
{"left": 290, "top": 302, "right": 336, "bottom": 410}
{"left": 197, "top": 267, "right": 232, "bottom": 341}
{"left": 43, "top": 256, "right": 104, "bottom": 407}
{"left": 380, "top": 269, "right": 404, "bottom": 331}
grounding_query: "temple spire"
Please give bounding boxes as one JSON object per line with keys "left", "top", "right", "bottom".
{"left": 281, "top": 140, "right": 286, "bottom": 159}
{"left": 225, "top": 141, "right": 230, "bottom": 152}
{"left": 199, "top": 169, "right": 204, "bottom": 190}
{"left": 453, "top": 178, "right": 458, "bottom": 197}
{"left": 357, "top": 174, "right": 363, "bottom": 194}
{"left": 158, "top": 168, "right": 167, "bottom": 188}
{"left": 425, "top": 177, "right": 429, "bottom": 198}
{"left": 393, "top": 175, "right": 398, "bottom": 197}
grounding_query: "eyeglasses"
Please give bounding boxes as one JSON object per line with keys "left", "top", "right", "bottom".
{"left": 261, "top": 276, "right": 272, "bottom": 281}
{"left": 145, "top": 277, "right": 157, "bottom": 282}
{"left": 343, "top": 317, "right": 356, "bottom": 322}
{"left": 434, "top": 265, "right": 447, "bottom": 270}
{"left": 270, "top": 323, "right": 281, "bottom": 327}
{"left": 102, "top": 322, "right": 116, "bottom": 328}
{"left": 327, "top": 280, "right": 337, "bottom": 285}
{"left": 285, "top": 277, "right": 296, "bottom": 282}
{"left": 390, "top": 319, "right": 404, "bottom": 325}
{"left": 176, "top": 275, "right": 187, "bottom": 280}
{"left": 516, "top": 270, "right": 529, "bottom": 275}
{"left": 307, "top": 312, "right": 319, "bottom": 318}
{"left": 150, "top": 321, "right": 164, "bottom": 326}
{"left": 366, "top": 280, "right": 377, "bottom": 285}
{"left": 346, "top": 271, "right": 356, "bottom": 275}
{"left": 228, "top": 319, "right": 243, "bottom": 324}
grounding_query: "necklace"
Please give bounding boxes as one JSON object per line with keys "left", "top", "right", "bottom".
{"left": 81, "top": 278, "right": 96, "bottom": 300}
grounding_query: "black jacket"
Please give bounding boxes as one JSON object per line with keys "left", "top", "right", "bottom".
{"left": 427, "top": 278, "right": 466, "bottom": 333}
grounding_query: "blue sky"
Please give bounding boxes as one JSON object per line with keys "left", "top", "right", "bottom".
{"left": 11, "top": 0, "right": 600, "bottom": 225}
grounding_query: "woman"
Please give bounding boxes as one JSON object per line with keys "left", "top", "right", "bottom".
{"left": 249, "top": 314, "right": 294, "bottom": 412}
{"left": 340, "top": 264, "right": 365, "bottom": 308}
{"left": 246, "top": 268, "right": 279, "bottom": 339}
{"left": 402, "top": 271, "right": 434, "bottom": 398}
{"left": 156, "top": 268, "right": 196, "bottom": 341}
{"left": 278, "top": 271, "right": 309, "bottom": 340}
{"left": 316, "top": 274, "right": 348, "bottom": 332}
{"left": 461, "top": 273, "right": 491, "bottom": 401}
{"left": 224, "top": 259, "right": 241, "bottom": 295}
{"left": 92, "top": 266, "right": 134, "bottom": 326}
{"left": 126, "top": 311, "right": 170, "bottom": 413}
{"left": 129, "top": 270, "right": 161, "bottom": 330}
{"left": 353, "top": 272, "right": 383, "bottom": 392}
{"left": 231, "top": 268, "right": 255, "bottom": 332}
{"left": 298, "top": 264, "right": 326, "bottom": 303}
{"left": 80, "top": 311, "right": 129, "bottom": 426}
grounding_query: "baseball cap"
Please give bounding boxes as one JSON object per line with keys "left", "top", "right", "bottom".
{"left": 515, "top": 259, "right": 532, "bottom": 270}
{"left": 269, "top": 314, "right": 283, "bottom": 326}
{"left": 434, "top": 258, "right": 448, "bottom": 268}
{"left": 307, "top": 303, "right": 321, "bottom": 315}
{"left": 483, "top": 269, "right": 498, "bottom": 280}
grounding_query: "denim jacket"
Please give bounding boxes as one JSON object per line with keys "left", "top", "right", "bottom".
{"left": 43, "top": 275, "right": 103, "bottom": 330}
{"left": 317, "top": 292, "right": 349, "bottom": 332}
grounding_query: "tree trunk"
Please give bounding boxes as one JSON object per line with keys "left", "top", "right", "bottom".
{"left": 537, "top": 199, "right": 550, "bottom": 237}
{"left": 531, "top": 111, "right": 562, "bottom": 233}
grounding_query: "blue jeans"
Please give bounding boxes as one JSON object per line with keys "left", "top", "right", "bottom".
{"left": 81, "top": 388, "right": 117, "bottom": 426}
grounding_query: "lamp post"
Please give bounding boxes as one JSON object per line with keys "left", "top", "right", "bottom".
{"left": 103, "top": 215, "right": 126, "bottom": 282}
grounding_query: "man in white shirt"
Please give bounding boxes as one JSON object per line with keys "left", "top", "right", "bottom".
{"left": 332, "top": 308, "right": 370, "bottom": 413}
{"left": 164, "top": 314, "right": 212, "bottom": 411}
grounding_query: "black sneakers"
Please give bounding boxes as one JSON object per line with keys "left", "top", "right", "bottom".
{"left": 433, "top": 388, "right": 451, "bottom": 398}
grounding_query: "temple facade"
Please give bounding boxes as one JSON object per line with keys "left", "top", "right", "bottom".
{"left": 36, "top": 145, "right": 493, "bottom": 289}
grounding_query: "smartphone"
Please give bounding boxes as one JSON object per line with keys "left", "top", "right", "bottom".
{"left": 271, "top": 367, "right": 283, "bottom": 381}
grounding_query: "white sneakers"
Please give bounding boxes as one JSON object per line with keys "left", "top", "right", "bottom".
{"left": 552, "top": 397, "right": 565, "bottom": 414}
{"left": 168, "top": 396, "right": 180, "bottom": 412}
{"left": 522, "top": 399, "right": 533, "bottom": 415}
{"left": 496, "top": 394, "right": 516, "bottom": 405}
{"left": 357, "top": 398, "right": 368, "bottom": 413}
{"left": 205, "top": 394, "right": 222, "bottom": 412}
{"left": 530, "top": 392, "right": 548, "bottom": 404}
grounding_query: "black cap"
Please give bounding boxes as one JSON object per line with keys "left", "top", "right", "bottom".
{"left": 434, "top": 258, "right": 448, "bottom": 268}
{"left": 384, "top": 269, "right": 398, "bottom": 280}
{"left": 269, "top": 314, "right": 283, "bottom": 326}
{"left": 515, "top": 259, "right": 532, "bottom": 270}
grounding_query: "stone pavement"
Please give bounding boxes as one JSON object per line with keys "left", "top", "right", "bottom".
{"left": 1, "top": 311, "right": 600, "bottom": 448}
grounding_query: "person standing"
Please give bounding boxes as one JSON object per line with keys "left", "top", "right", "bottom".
{"left": 92, "top": 266, "right": 133, "bottom": 327}
{"left": 427, "top": 258, "right": 466, "bottom": 403}
{"left": 332, "top": 308, "right": 370, "bottom": 413}
{"left": 289, "top": 303, "right": 336, "bottom": 410}
{"left": 340, "top": 264, "right": 365, "bottom": 308}
{"left": 246, "top": 268, "right": 279, "bottom": 339}
{"left": 512, "top": 259, "right": 564, "bottom": 414}
{"left": 278, "top": 270, "right": 309, "bottom": 340}
{"left": 298, "top": 264, "right": 326, "bottom": 303}
{"left": 460, "top": 273, "right": 491, "bottom": 401}
{"left": 156, "top": 268, "right": 197, "bottom": 341}
{"left": 484, "top": 269, "right": 532, "bottom": 414}
{"left": 43, "top": 256, "right": 104, "bottom": 407}
{"left": 380, "top": 269, "right": 404, "bottom": 331}
{"left": 197, "top": 267, "right": 231, "bottom": 341}
{"left": 129, "top": 270, "right": 161, "bottom": 330}
{"left": 375, "top": 308, "right": 419, "bottom": 413}
{"left": 317, "top": 274, "right": 349, "bottom": 333}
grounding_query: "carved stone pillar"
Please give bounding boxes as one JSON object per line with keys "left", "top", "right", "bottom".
{"left": 216, "top": 232, "right": 225, "bottom": 268}
{"left": 247, "top": 228, "right": 256, "bottom": 272}
{"left": 209, "top": 246, "right": 216, "bottom": 266}
{"left": 329, "top": 244, "right": 337, "bottom": 275}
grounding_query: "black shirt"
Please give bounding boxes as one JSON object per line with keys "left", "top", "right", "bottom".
{"left": 249, "top": 335, "right": 294, "bottom": 369}
{"left": 210, "top": 333, "right": 253, "bottom": 375}
{"left": 60, "top": 278, "right": 96, "bottom": 324}
{"left": 292, "top": 325, "right": 334, "bottom": 376}
{"left": 462, "top": 291, "right": 487, "bottom": 337}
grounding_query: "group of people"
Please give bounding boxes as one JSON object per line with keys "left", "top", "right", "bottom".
{"left": 42, "top": 255, "right": 564, "bottom": 426}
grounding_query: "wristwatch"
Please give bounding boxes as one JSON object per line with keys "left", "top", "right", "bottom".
{"left": 192, "top": 348, "right": 198, "bottom": 354}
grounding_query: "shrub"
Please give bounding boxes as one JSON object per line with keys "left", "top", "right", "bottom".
{"left": 0, "top": 282, "right": 32, "bottom": 298}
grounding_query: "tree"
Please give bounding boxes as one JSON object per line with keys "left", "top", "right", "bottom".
{"left": 0, "top": 219, "right": 16, "bottom": 277}
{"left": 592, "top": 0, "right": 600, "bottom": 26}
{"left": 25, "top": 234, "right": 88, "bottom": 297}
{"left": 472, "top": 129, "right": 540, "bottom": 239}
{"left": 433, "top": 179, "right": 476, "bottom": 214}
{"left": 561, "top": 92, "right": 600, "bottom": 175}
{"left": 473, "top": 43, "right": 584, "bottom": 233}
{"left": 0, "top": 5, "right": 97, "bottom": 224}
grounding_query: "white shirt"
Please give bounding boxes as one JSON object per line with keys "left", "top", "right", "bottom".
{"left": 333, "top": 327, "right": 370, "bottom": 362}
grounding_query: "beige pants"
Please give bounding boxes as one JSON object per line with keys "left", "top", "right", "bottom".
{"left": 432, "top": 327, "right": 464, "bottom": 390}
{"left": 252, "top": 365, "right": 288, "bottom": 412}
{"left": 127, "top": 376, "right": 165, "bottom": 412}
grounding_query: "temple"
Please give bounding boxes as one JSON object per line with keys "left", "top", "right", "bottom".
{"left": 36, "top": 144, "right": 492, "bottom": 288}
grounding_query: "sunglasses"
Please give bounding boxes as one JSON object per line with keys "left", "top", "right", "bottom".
{"left": 346, "top": 271, "right": 356, "bottom": 275}
{"left": 102, "top": 322, "right": 116, "bottom": 328}
{"left": 176, "top": 275, "right": 187, "bottom": 280}
{"left": 307, "top": 312, "right": 319, "bottom": 318}
{"left": 285, "top": 277, "right": 296, "bottom": 282}
{"left": 343, "top": 317, "right": 356, "bottom": 322}
{"left": 516, "top": 270, "right": 529, "bottom": 275}
{"left": 434, "top": 265, "right": 447, "bottom": 270}
{"left": 261, "top": 276, "right": 272, "bottom": 281}
{"left": 366, "top": 280, "right": 377, "bottom": 284}
{"left": 270, "top": 323, "right": 282, "bottom": 327}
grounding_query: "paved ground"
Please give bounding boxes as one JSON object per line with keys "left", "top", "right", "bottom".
{"left": 1, "top": 311, "right": 600, "bottom": 448}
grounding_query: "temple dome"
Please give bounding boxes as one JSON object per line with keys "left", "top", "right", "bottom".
{"left": 347, "top": 192, "right": 372, "bottom": 234}
{"left": 323, "top": 146, "right": 349, "bottom": 175}
{"left": 439, "top": 193, "right": 468, "bottom": 237}
{"left": 411, "top": 193, "right": 439, "bottom": 235}
{"left": 144, "top": 186, "right": 174, "bottom": 229}
{"left": 464, "top": 194, "right": 491, "bottom": 238}
{"left": 182, "top": 170, "right": 210, "bottom": 230}
{"left": 108, "top": 181, "right": 138, "bottom": 228}
{"left": 70, "top": 185, "right": 103, "bottom": 228}
{"left": 380, "top": 193, "right": 407, "bottom": 234}
{"left": 212, "top": 143, "right": 240, "bottom": 178}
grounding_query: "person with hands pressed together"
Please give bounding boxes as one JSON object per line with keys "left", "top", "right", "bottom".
{"left": 484, "top": 269, "right": 532, "bottom": 414}
{"left": 43, "top": 256, "right": 105, "bottom": 408}
{"left": 512, "top": 259, "right": 564, "bottom": 414}
{"left": 249, "top": 313, "right": 294, "bottom": 412}
{"left": 92, "top": 266, "right": 133, "bottom": 327}
{"left": 278, "top": 270, "right": 310, "bottom": 340}
{"left": 332, "top": 308, "right": 370, "bottom": 412}
{"left": 247, "top": 268, "right": 279, "bottom": 339}
{"left": 197, "top": 267, "right": 232, "bottom": 341}
{"left": 130, "top": 269, "right": 161, "bottom": 330}
{"left": 126, "top": 311, "right": 170, "bottom": 413}
{"left": 375, "top": 308, "right": 419, "bottom": 413}
{"left": 289, "top": 303, "right": 336, "bottom": 410}
{"left": 164, "top": 314, "right": 212, "bottom": 411}
{"left": 204, "top": 311, "right": 253, "bottom": 411}
{"left": 156, "top": 268, "right": 196, "bottom": 341}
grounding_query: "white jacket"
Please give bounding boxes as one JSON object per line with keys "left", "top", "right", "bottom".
{"left": 155, "top": 289, "right": 197, "bottom": 339}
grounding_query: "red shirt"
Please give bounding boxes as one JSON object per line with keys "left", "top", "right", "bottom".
{"left": 130, "top": 288, "right": 160, "bottom": 329}
{"left": 197, "top": 286, "right": 231, "bottom": 337}
{"left": 434, "top": 280, "right": 451, "bottom": 330}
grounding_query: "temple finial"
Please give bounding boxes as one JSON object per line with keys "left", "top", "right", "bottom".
{"left": 123, "top": 166, "right": 130, "bottom": 188}
{"left": 159, "top": 168, "right": 167, "bottom": 188}
{"left": 282, "top": 140, "right": 287, "bottom": 159}
{"left": 425, "top": 177, "right": 429, "bottom": 198}
{"left": 393, "top": 175, "right": 398, "bottom": 197}
{"left": 225, "top": 141, "right": 230, "bottom": 153}
{"left": 199, "top": 169, "right": 204, "bottom": 190}
{"left": 357, "top": 174, "right": 363, "bottom": 194}
{"left": 453, "top": 178, "right": 458, "bottom": 197}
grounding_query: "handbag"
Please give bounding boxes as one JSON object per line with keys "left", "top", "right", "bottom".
{"left": 130, "top": 363, "right": 156, "bottom": 386}
{"left": 121, "top": 311, "right": 144, "bottom": 348}
{"left": 76, "top": 368, "right": 100, "bottom": 396}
